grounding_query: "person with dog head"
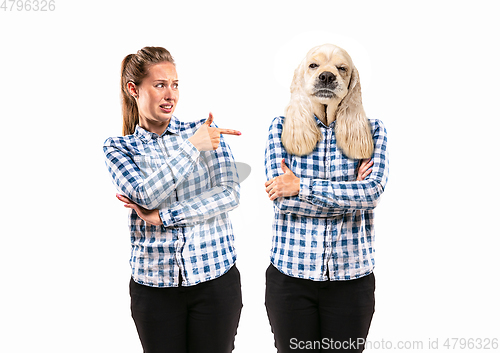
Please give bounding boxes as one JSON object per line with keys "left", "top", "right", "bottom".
{"left": 103, "top": 46, "right": 242, "bottom": 353}
{"left": 264, "top": 44, "right": 389, "bottom": 352}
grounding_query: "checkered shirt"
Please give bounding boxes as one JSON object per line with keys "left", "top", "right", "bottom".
{"left": 103, "top": 116, "right": 240, "bottom": 287}
{"left": 264, "top": 116, "right": 389, "bottom": 281}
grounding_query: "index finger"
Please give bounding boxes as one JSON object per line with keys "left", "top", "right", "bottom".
{"left": 218, "top": 128, "right": 241, "bottom": 136}
{"left": 264, "top": 177, "right": 275, "bottom": 187}
{"left": 116, "top": 193, "right": 133, "bottom": 204}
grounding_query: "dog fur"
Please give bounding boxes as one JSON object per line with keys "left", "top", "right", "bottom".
{"left": 281, "top": 44, "right": 374, "bottom": 159}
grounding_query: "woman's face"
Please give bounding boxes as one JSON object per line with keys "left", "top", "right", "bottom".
{"left": 130, "top": 61, "right": 179, "bottom": 134}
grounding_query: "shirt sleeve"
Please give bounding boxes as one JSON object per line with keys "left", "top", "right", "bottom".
{"left": 103, "top": 137, "right": 200, "bottom": 210}
{"left": 264, "top": 117, "right": 347, "bottom": 218}
{"left": 159, "top": 131, "right": 240, "bottom": 227}
{"left": 299, "top": 119, "right": 389, "bottom": 211}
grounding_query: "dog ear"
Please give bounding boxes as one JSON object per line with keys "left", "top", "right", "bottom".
{"left": 282, "top": 64, "right": 323, "bottom": 156}
{"left": 334, "top": 66, "right": 374, "bottom": 159}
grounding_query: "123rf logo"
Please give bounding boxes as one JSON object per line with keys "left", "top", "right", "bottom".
{"left": 1, "top": 0, "right": 55, "bottom": 11}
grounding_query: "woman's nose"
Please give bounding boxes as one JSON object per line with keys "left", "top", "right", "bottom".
{"left": 164, "top": 87, "right": 176, "bottom": 99}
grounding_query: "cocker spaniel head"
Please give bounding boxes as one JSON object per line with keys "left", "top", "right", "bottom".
{"left": 282, "top": 43, "right": 374, "bottom": 159}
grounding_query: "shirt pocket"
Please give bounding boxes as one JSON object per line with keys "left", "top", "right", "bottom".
{"left": 290, "top": 155, "right": 322, "bottom": 179}
{"left": 133, "top": 155, "right": 164, "bottom": 178}
{"left": 340, "top": 156, "right": 359, "bottom": 181}
{"left": 178, "top": 158, "right": 211, "bottom": 199}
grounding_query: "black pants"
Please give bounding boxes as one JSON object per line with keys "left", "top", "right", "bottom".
{"left": 130, "top": 266, "right": 243, "bottom": 353}
{"left": 265, "top": 264, "right": 375, "bottom": 353}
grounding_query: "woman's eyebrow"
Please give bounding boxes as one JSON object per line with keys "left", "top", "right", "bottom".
{"left": 153, "top": 78, "right": 179, "bottom": 82}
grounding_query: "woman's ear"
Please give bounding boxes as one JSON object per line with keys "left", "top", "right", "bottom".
{"left": 334, "top": 66, "right": 374, "bottom": 159}
{"left": 127, "top": 81, "right": 139, "bottom": 98}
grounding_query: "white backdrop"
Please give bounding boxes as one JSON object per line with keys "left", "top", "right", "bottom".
{"left": 1, "top": 1, "right": 499, "bottom": 352}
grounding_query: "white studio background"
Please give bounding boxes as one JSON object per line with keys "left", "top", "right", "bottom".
{"left": 1, "top": 1, "right": 499, "bottom": 352}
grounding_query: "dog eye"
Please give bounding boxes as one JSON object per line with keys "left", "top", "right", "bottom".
{"left": 309, "top": 63, "right": 319, "bottom": 69}
{"left": 338, "top": 66, "right": 347, "bottom": 73}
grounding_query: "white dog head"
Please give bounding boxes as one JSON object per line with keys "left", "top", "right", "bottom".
{"left": 281, "top": 44, "right": 374, "bottom": 159}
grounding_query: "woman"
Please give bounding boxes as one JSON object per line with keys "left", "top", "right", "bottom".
{"left": 263, "top": 45, "right": 389, "bottom": 352}
{"left": 264, "top": 122, "right": 388, "bottom": 352}
{"left": 103, "top": 46, "right": 242, "bottom": 353}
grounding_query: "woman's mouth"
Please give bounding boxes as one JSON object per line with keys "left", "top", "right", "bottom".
{"left": 160, "top": 104, "right": 173, "bottom": 113}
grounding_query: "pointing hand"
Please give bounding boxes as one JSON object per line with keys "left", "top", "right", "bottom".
{"left": 188, "top": 113, "right": 241, "bottom": 151}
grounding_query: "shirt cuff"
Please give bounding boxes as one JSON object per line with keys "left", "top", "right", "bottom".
{"left": 181, "top": 139, "right": 200, "bottom": 162}
{"left": 298, "top": 178, "right": 312, "bottom": 201}
{"left": 160, "top": 209, "right": 175, "bottom": 227}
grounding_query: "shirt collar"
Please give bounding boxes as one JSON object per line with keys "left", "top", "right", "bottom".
{"left": 134, "top": 116, "right": 181, "bottom": 142}
{"left": 313, "top": 115, "right": 336, "bottom": 129}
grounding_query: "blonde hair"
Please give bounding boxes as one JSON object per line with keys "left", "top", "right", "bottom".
{"left": 282, "top": 44, "right": 373, "bottom": 159}
{"left": 120, "top": 47, "right": 175, "bottom": 136}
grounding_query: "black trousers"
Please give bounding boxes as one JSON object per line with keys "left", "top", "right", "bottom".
{"left": 265, "top": 264, "right": 375, "bottom": 353}
{"left": 130, "top": 266, "right": 243, "bottom": 353}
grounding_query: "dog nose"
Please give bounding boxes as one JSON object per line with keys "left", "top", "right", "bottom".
{"left": 319, "top": 71, "right": 336, "bottom": 84}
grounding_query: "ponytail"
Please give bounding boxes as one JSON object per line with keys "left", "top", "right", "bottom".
{"left": 121, "top": 54, "right": 139, "bottom": 136}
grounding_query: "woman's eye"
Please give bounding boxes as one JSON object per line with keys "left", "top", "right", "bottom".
{"left": 172, "top": 83, "right": 178, "bottom": 89}
{"left": 309, "top": 63, "right": 319, "bottom": 69}
{"left": 156, "top": 83, "right": 164, "bottom": 88}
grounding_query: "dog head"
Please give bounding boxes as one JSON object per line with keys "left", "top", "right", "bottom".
{"left": 299, "top": 44, "right": 353, "bottom": 113}
{"left": 282, "top": 44, "right": 374, "bottom": 159}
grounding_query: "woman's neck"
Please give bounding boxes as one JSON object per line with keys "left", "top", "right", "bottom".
{"left": 139, "top": 118, "right": 171, "bottom": 136}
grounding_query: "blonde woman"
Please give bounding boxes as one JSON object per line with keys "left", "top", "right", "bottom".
{"left": 103, "top": 47, "right": 242, "bottom": 353}
{"left": 263, "top": 44, "right": 389, "bottom": 352}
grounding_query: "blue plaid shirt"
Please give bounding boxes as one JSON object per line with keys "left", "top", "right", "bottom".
{"left": 264, "top": 116, "right": 389, "bottom": 281}
{"left": 103, "top": 116, "right": 240, "bottom": 288}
